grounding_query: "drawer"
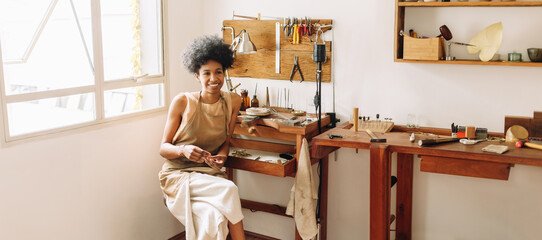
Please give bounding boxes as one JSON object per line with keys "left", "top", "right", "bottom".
{"left": 226, "top": 147, "right": 296, "bottom": 177}
{"left": 420, "top": 155, "right": 512, "bottom": 180}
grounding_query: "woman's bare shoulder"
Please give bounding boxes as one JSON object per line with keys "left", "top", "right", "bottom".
{"left": 227, "top": 91, "right": 241, "bottom": 103}
{"left": 171, "top": 92, "right": 198, "bottom": 106}
{"left": 169, "top": 92, "right": 196, "bottom": 112}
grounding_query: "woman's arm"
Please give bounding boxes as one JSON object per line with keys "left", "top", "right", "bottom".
{"left": 159, "top": 93, "right": 209, "bottom": 162}
{"left": 207, "top": 93, "right": 242, "bottom": 168}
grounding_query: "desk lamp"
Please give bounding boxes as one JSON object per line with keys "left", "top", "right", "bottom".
{"left": 221, "top": 27, "right": 257, "bottom": 92}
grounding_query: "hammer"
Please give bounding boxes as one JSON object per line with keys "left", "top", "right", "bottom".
{"left": 366, "top": 129, "right": 386, "bottom": 143}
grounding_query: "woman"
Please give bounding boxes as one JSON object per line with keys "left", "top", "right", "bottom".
{"left": 159, "top": 35, "right": 245, "bottom": 240}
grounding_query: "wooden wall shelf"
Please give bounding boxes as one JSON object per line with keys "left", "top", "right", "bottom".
{"left": 394, "top": 0, "right": 542, "bottom": 67}
{"left": 396, "top": 59, "right": 542, "bottom": 67}
{"left": 398, "top": 1, "right": 542, "bottom": 7}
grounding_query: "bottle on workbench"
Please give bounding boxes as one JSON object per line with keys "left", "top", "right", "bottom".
{"left": 240, "top": 89, "right": 250, "bottom": 111}
{"left": 250, "top": 94, "right": 259, "bottom": 108}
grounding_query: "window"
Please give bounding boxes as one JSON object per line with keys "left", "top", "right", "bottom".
{"left": 0, "top": 0, "right": 166, "bottom": 141}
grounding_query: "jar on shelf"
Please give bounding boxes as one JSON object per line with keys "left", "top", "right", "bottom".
{"left": 250, "top": 94, "right": 259, "bottom": 108}
{"left": 240, "top": 89, "right": 250, "bottom": 111}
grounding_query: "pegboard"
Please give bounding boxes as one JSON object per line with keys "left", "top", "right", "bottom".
{"left": 223, "top": 19, "right": 332, "bottom": 82}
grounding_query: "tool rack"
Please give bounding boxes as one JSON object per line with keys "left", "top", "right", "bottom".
{"left": 222, "top": 19, "right": 333, "bottom": 82}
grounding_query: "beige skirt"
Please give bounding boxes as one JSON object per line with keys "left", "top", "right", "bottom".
{"left": 160, "top": 170, "right": 244, "bottom": 240}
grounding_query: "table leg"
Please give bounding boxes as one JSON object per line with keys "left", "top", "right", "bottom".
{"left": 396, "top": 153, "right": 413, "bottom": 240}
{"left": 370, "top": 144, "right": 391, "bottom": 240}
{"left": 320, "top": 156, "right": 329, "bottom": 240}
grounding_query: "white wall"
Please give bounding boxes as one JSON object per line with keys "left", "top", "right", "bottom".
{"left": 195, "top": 0, "right": 542, "bottom": 239}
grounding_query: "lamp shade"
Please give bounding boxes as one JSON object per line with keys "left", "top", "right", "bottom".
{"left": 237, "top": 31, "right": 257, "bottom": 54}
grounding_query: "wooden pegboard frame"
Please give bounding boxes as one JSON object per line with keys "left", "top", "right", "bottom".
{"left": 223, "top": 19, "right": 333, "bottom": 82}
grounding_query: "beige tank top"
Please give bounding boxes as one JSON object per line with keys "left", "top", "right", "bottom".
{"left": 162, "top": 91, "right": 233, "bottom": 176}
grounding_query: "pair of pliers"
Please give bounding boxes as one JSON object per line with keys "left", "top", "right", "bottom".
{"left": 292, "top": 24, "right": 299, "bottom": 44}
{"left": 283, "top": 18, "right": 291, "bottom": 40}
{"left": 289, "top": 56, "right": 304, "bottom": 82}
{"left": 305, "top": 17, "right": 312, "bottom": 36}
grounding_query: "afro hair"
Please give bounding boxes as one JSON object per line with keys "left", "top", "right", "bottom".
{"left": 181, "top": 35, "right": 234, "bottom": 74}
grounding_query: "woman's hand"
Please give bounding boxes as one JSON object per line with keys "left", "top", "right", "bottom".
{"left": 205, "top": 155, "right": 226, "bottom": 170}
{"left": 179, "top": 145, "right": 211, "bottom": 163}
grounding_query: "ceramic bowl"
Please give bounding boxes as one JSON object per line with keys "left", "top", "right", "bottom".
{"left": 527, "top": 48, "right": 542, "bottom": 62}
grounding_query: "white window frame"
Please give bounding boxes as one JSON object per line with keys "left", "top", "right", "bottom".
{"left": 0, "top": 0, "right": 169, "bottom": 143}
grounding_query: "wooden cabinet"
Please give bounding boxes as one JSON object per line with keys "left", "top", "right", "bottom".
{"left": 394, "top": 1, "right": 542, "bottom": 67}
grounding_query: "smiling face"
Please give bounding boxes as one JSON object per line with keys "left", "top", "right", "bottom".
{"left": 195, "top": 60, "right": 224, "bottom": 99}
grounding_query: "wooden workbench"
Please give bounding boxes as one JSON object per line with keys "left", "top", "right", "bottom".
{"left": 225, "top": 112, "right": 331, "bottom": 240}
{"left": 312, "top": 122, "right": 542, "bottom": 240}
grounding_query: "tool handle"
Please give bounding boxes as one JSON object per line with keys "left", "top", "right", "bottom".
{"left": 525, "top": 142, "right": 542, "bottom": 150}
{"left": 418, "top": 138, "right": 460, "bottom": 146}
{"left": 353, "top": 108, "right": 359, "bottom": 132}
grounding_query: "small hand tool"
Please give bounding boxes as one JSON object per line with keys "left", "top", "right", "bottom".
{"left": 418, "top": 137, "right": 460, "bottom": 146}
{"left": 365, "top": 129, "right": 386, "bottom": 143}
{"left": 306, "top": 17, "right": 310, "bottom": 35}
{"left": 283, "top": 18, "right": 290, "bottom": 40}
{"left": 292, "top": 23, "right": 299, "bottom": 44}
{"left": 289, "top": 56, "right": 304, "bottom": 82}
{"left": 516, "top": 140, "right": 542, "bottom": 150}
{"left": 328, "top": 134, "right": 343, "bottom": 139}
{"left": 307, "top": 18, "right": 312, "bottom": 37}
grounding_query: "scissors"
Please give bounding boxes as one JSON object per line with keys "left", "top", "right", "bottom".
{"left": 289, "top": 56, "right": 304, "bottom": 82}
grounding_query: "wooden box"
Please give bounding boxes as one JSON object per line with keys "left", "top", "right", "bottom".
{"left": 403, "top": 36, "right": 444, "bottom": 61}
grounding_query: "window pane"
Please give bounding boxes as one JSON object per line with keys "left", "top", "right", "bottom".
{"left": 0, "top": 0, "right": 51, "bottom": 60}
{"left": 1, "top": 0, "right": 94, "bottom": 95}
{"left": 104, "top": 83, "right": 163, "bottom": 117}
{"left": 7, "top": 93, "right": 95, "bottom": 136}
{"left": 101, "top": 0, "right": 163, "bottom": 81}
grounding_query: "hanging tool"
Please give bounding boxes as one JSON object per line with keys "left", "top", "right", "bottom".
{"left": 313, "top": 27, "right": 327, "bottom": 134}
{"left": 292, "top": 20, "right": 299, "bottom": 44}
{"left": 303, "top": 17, "right": 309, "bottom": 36}
{"left": 298, "top": 20, "right": 304, "bottom": 38}
{"left": 308, "top": 18, "right": 313, "bottom": 36}
{"left": 289, "top": 56, "right": 304, "bottom": 82}
{"left": 283, "top": 17, "right": 290, "bottom": 40}
{"left": 276, "top": 22, "right": 281, "bottom": 73}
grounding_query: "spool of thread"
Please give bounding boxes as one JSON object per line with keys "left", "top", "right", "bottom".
{"left": 466, "top": 126, "right": 476, "bottom": 140}
{"left": 353, "top": 108, "right": 359, "bottom": 132}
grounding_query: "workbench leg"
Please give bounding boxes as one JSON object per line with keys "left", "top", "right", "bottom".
{"left": 370, "top": 144, "right": 391, "bottom": 240}
{"left": 226, "top": 167, "right": 234, "bottom": 181}
{"left": 295, "top": 134, "right": 305, "bottom": 240}
{"left": 396, "top": 153, "right": 413, "bottom": 240}
{"left": 320, "top": 156, "right": 329, "bottom": 240}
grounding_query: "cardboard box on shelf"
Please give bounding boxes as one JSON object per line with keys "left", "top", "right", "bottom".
{"left": 403, "top": 35, "right": 444, "bottom": 61}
